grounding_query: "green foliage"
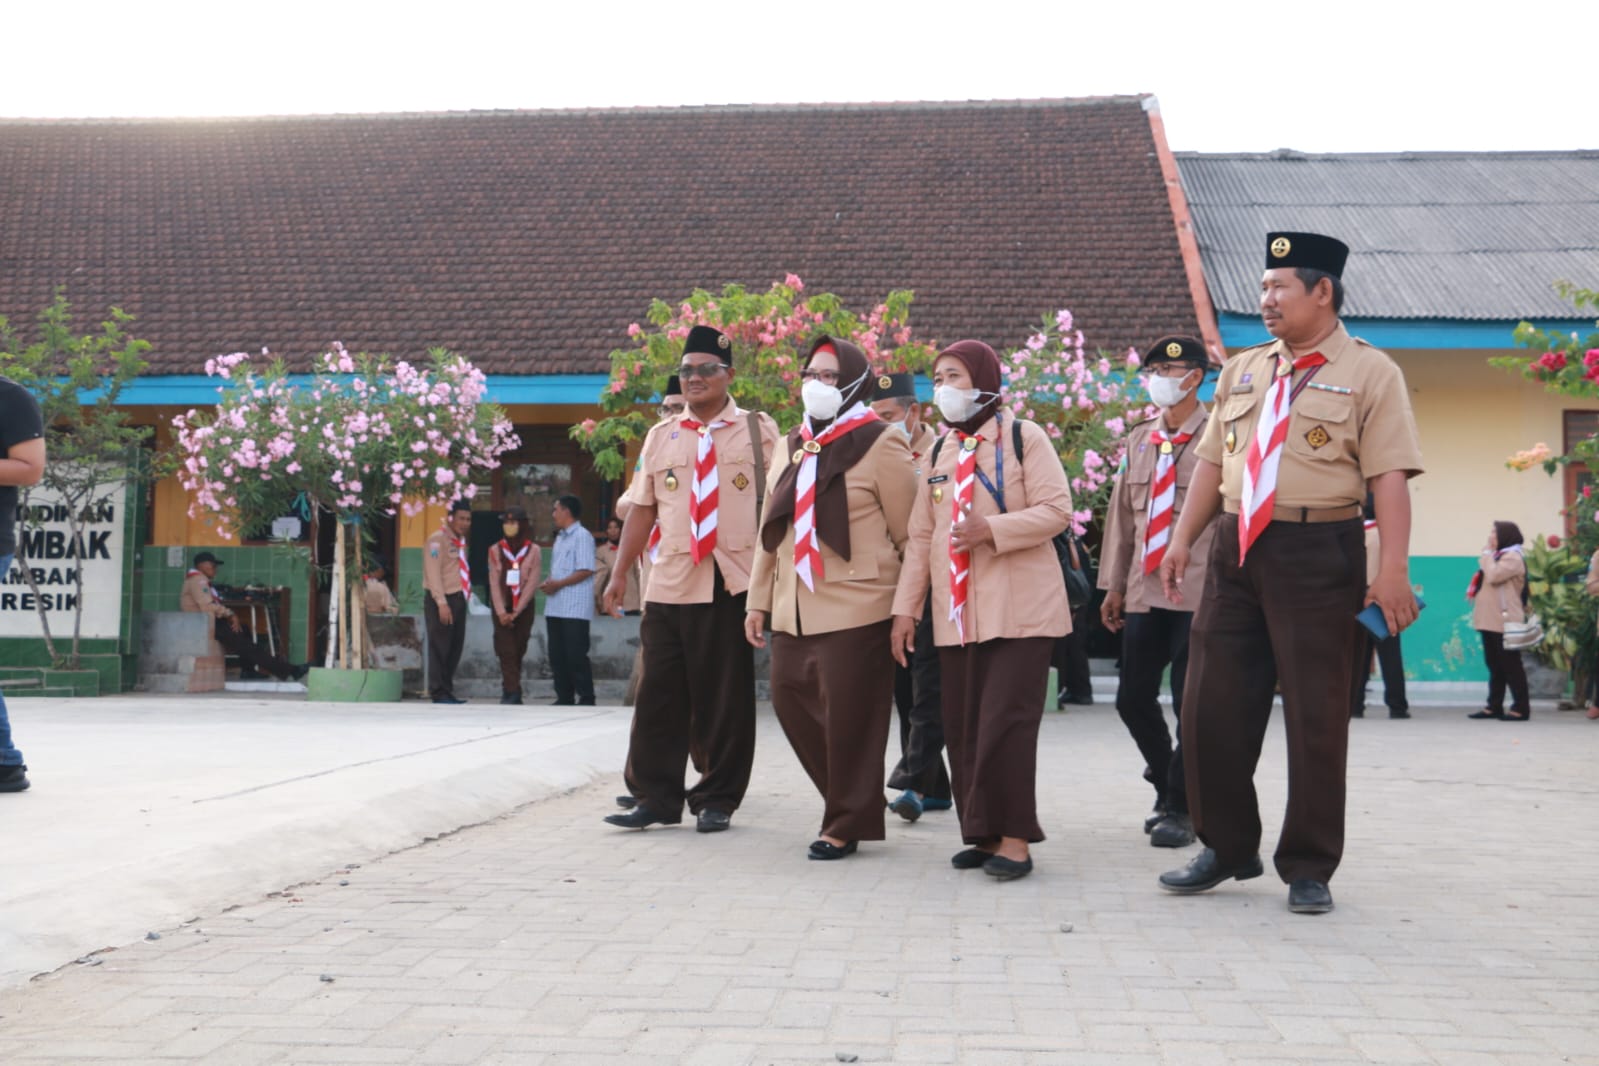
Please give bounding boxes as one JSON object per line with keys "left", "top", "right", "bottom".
{"left": 1491, "top": 282, "right": 1599, "bottom": 464}
{"left": 1521, "top": 536, "right": 1595, "bottom": 681}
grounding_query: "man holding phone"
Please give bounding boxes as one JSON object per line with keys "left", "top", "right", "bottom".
{"left": 1154, "top": 232, "right": 1423, "bottom": 915}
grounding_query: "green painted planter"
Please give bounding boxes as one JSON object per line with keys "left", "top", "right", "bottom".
{"left": 305, "top": 667, "right": 403, "bottom": 703}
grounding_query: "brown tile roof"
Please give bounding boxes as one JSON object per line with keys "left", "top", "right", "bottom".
{"left": 0, "top": 98, "right": 1199, "bottom": 376}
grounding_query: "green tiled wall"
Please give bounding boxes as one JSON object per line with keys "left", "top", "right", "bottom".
{"left": 137, "top": 544, "right": 315, "bottom": 661}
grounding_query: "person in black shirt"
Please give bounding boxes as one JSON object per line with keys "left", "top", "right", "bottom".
{"left": 0, "top": 376, "right": 46, "bottom": 793}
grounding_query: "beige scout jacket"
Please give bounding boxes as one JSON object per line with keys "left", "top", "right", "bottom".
{"left": 488, "top": 539, "right": 542, "bottom": 618}
{"left": 891, "top": 415, "right": 1073, "bottom": 646}
{"left": 747, "top": 427, "right": 918, "bottom": 636}
{"left": 621, "top": 398, "right": 781, "bottom": 604}
{"left": 1098, "top": 405, "right": 1215, "bottom": 614}
{"left": 1471, "top": 549, "right": 1527, "bottom": 633}
{"left": 180, "top": 571, "right": 231, "bottom": 620}
{"left": 591, "top": 542, "right": 641, "bottom": 613}
{"left": 364, "top": 577, "right": 399, "bottom": 615}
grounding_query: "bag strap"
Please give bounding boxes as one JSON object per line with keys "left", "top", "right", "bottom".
{"left": 746, "top": 411, "right": 766, "bottom": 508}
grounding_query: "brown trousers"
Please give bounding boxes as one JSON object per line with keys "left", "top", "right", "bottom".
{"left": 491, "top": 609, "right": 535, "bottom": 694}
{"left": 939, "top": 636, "right": 1054, "bottom": 845}
{"left": 623, "top": 566, "right": 755, "bottom": 817}
{"left": 1182, "top": 513, "right": 1365, "bottom": 884}
{"left": 771, "top": 621, "right": 895, "bottom": 842}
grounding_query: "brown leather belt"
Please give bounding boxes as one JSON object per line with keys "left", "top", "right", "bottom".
{"left": 1222, "top": 502, "right": 1361, "bottom": 524}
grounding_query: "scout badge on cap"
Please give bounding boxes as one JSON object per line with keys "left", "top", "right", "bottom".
{"left": 1264, "top": 231, "right": 1350, "bottom": 277}
{"left": 872, "top": 372, "right": 917, "bottom": 401}
{"left": 1140, "top": 335, "right": 1207, "bottom": 370}
{"left": 683, "top": 325, "right": 733, "bottom": 364}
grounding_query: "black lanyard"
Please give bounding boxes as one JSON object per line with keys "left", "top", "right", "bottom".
{"left": 971, "top": 413, "right": 1007, "bottom": 513}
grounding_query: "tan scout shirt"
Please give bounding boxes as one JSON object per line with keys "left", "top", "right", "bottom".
{"left": 747, "top": 427, "right": 918, "bottom": 636}
{"left": 488, "top": 538, "right": 542, "bottom": 617}
{"left": 892, "top": 415, "right": 1073, "bottom": 646}
{"left": 180, "top": 571, "right": 231, "bottom": 620}
{"left": 423, "top": 528, "right": 468, "bottom": 606}
{"left": 1099, "top": 405, "right": 1216, "bottom": 614}
{"left": 1196, "top": 323, "right": 1424, "bottom": 510}
{"left": 621, "top": 398, "right": 780, "bottom": 604}
{"left": 364, "top": 577, "right": 399, "bottom": 615}
{"left": 1471, "top": 549, "right": 1527, "bottom": 633}
{"left": 906, "top": 422, "right": 937, "bottom": 474}
{"left": 591, "top": 542, "right": 640, "bottom": 613}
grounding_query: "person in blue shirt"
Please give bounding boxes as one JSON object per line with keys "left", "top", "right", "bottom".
{"left": 541, "top": 494, "right": 596, "bottom": 706}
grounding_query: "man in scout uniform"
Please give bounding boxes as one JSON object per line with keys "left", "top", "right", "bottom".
{"left": 602, "top": 325, "right": 780, "bottom": 833}
{"left": 870, "top": 371, "right": 953, "bottom": 821}
{"left": 1098, "top": 335, "right": 1215, "bottom": 848}
{"left": 423, "top": 499, "right": 474, "bottom": 705}
{"left": 181, "top": 552, "right": 307, "bottom": 681}
{"left": 488, "top": 504, "right": 541, "bottom": 705}
{"left": 1156, "top": 232, "right": 1423, "bottom": 915}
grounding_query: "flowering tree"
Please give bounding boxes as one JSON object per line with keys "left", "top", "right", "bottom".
{"left": 571, "top": 275, "right": 937, "bottom": 480}
{"left": 997, "top": 310, "right": 1156, "bottom": 535}
{"left": 173, "top": 344, "right": 518, "bottom": 670}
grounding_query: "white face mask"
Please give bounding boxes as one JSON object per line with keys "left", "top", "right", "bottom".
{"left": 889, "top": 418, "right": 914, "bottom": 440}
{"left": 801, "top": 379, "right": 845, "bottom": 421}
{"left": 934, "top": 384, "right": 986, "bottom": 423}
{"left": 1147, "top": 373, "right": 1195, "bottom": 409}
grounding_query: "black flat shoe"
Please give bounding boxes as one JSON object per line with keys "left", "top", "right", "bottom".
{"left": 982, "top": 854, "right": 1033, "bottom": 881}
{"left": 951, "top": 847, "right": 994, "bottom": 870}
{"left": 695, "top": 809, "right": 732, "bottom": 833}
{"left": 1467, "top": 710, "right": 1504, "bottom": 719}
{"left": 1389, "top": 709, "right": 1411, "bottom": 719}
{"left": 1288, "top": 878, "right": 1334, "bottom": 914}
{"left": 807, "top": 840, "right": 857, "bottom": 860}
{"left": 603, "top": 806, "right": 681, "bottom": 830}
{"left": 1503, "top": 711, "right": 1529, "bottom": 721}
{"left": 1158, "top": 847, "right": 1264, "bottom": 893}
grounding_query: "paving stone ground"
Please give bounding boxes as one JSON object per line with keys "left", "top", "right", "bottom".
{"left": 4, "top": 701, "right": 1597, "bottom": 1065}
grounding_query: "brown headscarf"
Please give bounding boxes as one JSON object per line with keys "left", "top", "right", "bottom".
{"left": 760, "top": 336, "right": 887, "bottom": 562}
{"left": 938, "top": 339, "right": 1004, "bottom": 437}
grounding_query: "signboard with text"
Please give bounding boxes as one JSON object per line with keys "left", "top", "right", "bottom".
{"left": 0, "top": 481, "right": 127, "bottom": 640}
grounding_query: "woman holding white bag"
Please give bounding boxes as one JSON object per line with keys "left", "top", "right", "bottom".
{"left": 1466, "top": 520, "right": 1532, "bottom": 721}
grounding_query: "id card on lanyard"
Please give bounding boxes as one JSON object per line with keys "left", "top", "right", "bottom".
{"left": 502, "top": 542, "right": 530, "bottom": 588}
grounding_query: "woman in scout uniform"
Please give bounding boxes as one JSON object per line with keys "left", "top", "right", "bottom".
{"left": 889, "top": 340, "right": 1073, "bottom": 881}
{"left": 488, "top": 505, "right": 541, "bottom": 705}
{"left": 1466, "top": 521, "right": 1532, "bottom": 720}
{"left": 745, "top": 337, "right": 918, "bottom": 860}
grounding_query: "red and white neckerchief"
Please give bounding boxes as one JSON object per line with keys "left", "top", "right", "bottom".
{"left": 792, "top": 403, "right": 880, "bottom": 591}
{"left": 1238, "top": 351, "right": 1327, "bottom": 563}
{"left": 644, "top": 521, "right": 662, "bottom": 564}
{"left": 678, "top": 414, "right": 732, "bottom": 565}
{"left": 499, "top": 539, "right": 531, "bottom": 604}
{"left": 1142, "top": 426, "right": 1195, "bottom": 575}
{"left": 187, "top": 569, "right": 223, "bottom": 604}
{"left": 949, "top": 430, "right": 980, "bottom": 644}
{"left": 444, "top": 522, "right": 470, "bottom": 593}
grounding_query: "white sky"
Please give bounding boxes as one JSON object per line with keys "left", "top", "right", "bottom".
{"left": 6, "top": 1, "right": 1591, "bottom": 152}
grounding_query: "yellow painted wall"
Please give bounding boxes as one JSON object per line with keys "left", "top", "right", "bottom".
{"left": 1396, "top": 349, "right": 1599, "bottom": 556}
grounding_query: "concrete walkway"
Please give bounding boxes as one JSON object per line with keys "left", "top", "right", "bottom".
{"left": 2, "top": 692, "right": 1597, "bottom": 1064}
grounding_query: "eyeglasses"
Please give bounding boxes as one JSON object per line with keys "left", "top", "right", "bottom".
{"left": 799, "top": 369, "right": 840, "bottom": 385}
{"left": 656, "top": 403, "right": 686, "bottom": 418}
{"left": 676, "top": 363, "right": 726, "bottom": 379}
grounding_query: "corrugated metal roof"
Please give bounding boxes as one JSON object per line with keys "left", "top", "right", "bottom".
{"left": 1176, "top": 152, "right": 1599, "bottom": 320}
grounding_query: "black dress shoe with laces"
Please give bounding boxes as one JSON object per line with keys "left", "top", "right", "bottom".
{"left": 695, "top": 809, "right": 732, "bottom": 833}
{"left": 1287, "top": 878, "right": 1334, "bottom": 914}
{"left": 603, "top": 806, "right": 680, "bottom": 829}
{"left": 1149, "top": 812, "right": 1196, "bottom": 848}
{"left": 1158, "top": 847, "right": 1264, "bottom": 893}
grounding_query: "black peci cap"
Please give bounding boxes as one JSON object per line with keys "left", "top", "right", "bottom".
{"left": 1265, "top": 231, "right": 1349, "bottom": 276}
{"left": 1140, "top": 335, "right": 1208, "bottom": 370}
{"left": 663, "top": 374, "right": 682, "bottom": 398}
{"left": 872, "top": 372, "right": 917, "bottom": 401}
{"left": 683, "top": 325, "right": 733, "bottom": 365}
{"left": 193, "top": 551, "right": 223, "bottom": 567}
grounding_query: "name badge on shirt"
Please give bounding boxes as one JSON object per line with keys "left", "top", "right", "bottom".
{"left": 507, "top": 569, "right": 521, "bottom": 588}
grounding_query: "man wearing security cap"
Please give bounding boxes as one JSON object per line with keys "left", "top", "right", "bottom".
{"left": 1155, "top": 232, "right": 1423, "bottom": 915}
{"left": 1098, "top": 335, "right": 1215, "bottom": 849}
{"left": 180, "top": 551, "right": 307, "bottom": 682}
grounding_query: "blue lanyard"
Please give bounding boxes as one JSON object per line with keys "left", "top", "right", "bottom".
{"left": 971, "top": 413, "right": 1007, "bottom": 513}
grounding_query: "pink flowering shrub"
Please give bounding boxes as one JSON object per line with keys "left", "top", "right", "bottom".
{"left": 996, "top": 310, "right": 1155, "bottom": 535}
{"left": 572, "top": 276, "right": 936, "bottom": 480}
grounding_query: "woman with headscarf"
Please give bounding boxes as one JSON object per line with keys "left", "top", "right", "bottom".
{"left": 745, "top": 336, "right": 918, "bottom": 860}
{"left": 1466, "top": 520, "right": 1532, "bottom": 720}
{"left": 889, "top": 340, "right": 1072, "bottom": 881}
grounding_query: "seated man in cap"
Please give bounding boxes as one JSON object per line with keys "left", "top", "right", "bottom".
{"left": 1156, "top": 231, "right": 1423, "bottom": 915}
{"left": 181, "top": 552, "right": 307, "bottom": 681}
{"left": 870, "top": 370, "right": 953, "bottom": 821}
{"left": 364, "top": 557, "right": 400, "bottom": 616}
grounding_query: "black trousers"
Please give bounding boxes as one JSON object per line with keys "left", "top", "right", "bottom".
{"left": 1115, "top": 607, "right": 1191, "bottom": 814}
{"left": 1053, "top": 606, "right": 1093, "bottom": 701}
{"left": 1182, "top": 514, "right": 1364, "bottom": 884}
{"left": 547, "top": 616, "right": 595, "bottom": 705}
{"left": 624, "top": 566, "right": 756, "bottom": 817}
{"left": 1479, "top": 629, "right": 1531, "bottom": 716}
{"left": 1350, "top": 629, "right": 1408, "bottom": 714}
{"left": 888, "top": 594, "right": 951, "bottom": 800}
{"left": 424, "top": 593, "right": 467, "bottom": 699}
{"left": 214, "top": 619, "right": 295, "bottom": 680}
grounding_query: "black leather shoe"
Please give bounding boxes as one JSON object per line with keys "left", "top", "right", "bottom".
{"left": 1158, "top": 847, "right": 1264, "bottom": 893}
{"left": 808, "top": 839, "right": 857, "bottom": 860}
{"left": 0, "top": 764, "right": 30, "bottom": 793}
{"left": 615, "top": 794, "right": 636, "bottom": 809}
{"left": 1288, "top": 878, "right": 1334, "bottom": 914}
{"left": 1149, "top": 813, "right": 1196, "bottom": 848}
{"left": 983, "top": 854, "right": 1033, "bottom": 880}
{"left": 1468, "top": 709, "right": 1503, "bottom": 719}
{"left": 1143, "top": 802, "right": 1167, "bottom": 834}
{"left": 1389, "top": 709, "right": 1411, "bottom": 719}
{"left": 603, "top": 806, "right": 680, "bottom": 829}
{"left": 695, "top": 809, "right": 732, "bottom": 833}
{"left": 951, "top": 847, "right": 993, "bottom": 870}
{"left": 290, "top": 664, "right": 310, "bottom": 681}
{"left": 431, "top": 696, "right": 466, "bottom": 705}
